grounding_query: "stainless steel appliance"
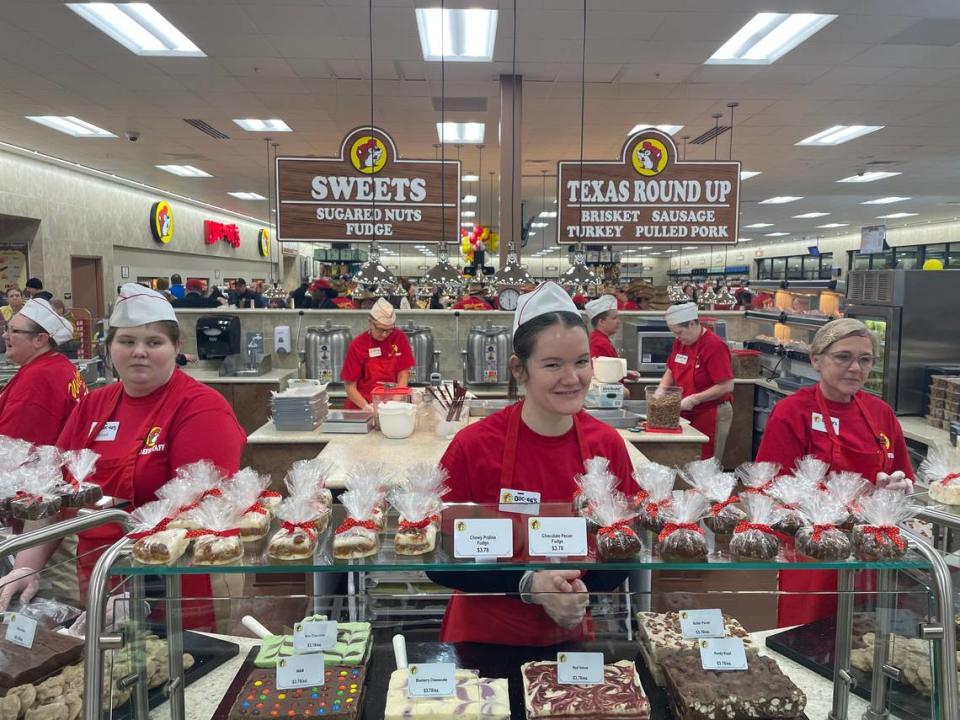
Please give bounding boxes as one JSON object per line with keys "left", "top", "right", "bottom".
{"left": 622, "top": 320, "right": 674, "bottom": 373}
{"left": 401, "top": 321, "right": 435, "bottom": 385}
{"left": 846, "top": 269, "right": 960, "bottom": 414}
{"left": 196, "top": 315, "right": 241, "bottom": 360}
{"left": 463, "top": 324, "right": 512, "bottom": 384}
{"left": 304, "top": 321, "right": 352, "bottom": 384}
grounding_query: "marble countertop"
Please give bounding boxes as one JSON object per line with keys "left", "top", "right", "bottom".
{"left": 899, "top": 414, "right": 950, "bottom": 447}
{"left": 183, "top": 367, "right": 296, "bottom": 384}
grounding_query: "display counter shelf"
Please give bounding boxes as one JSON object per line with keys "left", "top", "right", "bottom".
{"left": 745, "top": 309, "right": 833, "bottom": 329}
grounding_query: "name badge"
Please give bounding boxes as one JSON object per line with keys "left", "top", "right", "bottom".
{"left": 368, "top": 347, "right": 382, "bottom": 358}
{"left": 293, "top": 619, "right": 338, "bottom": 653}
{"left": 94, "top": 421, "right": 120, "bottom": 442}
{"left": 453, "top": 518, "right": 513, "bottom": 559}
{"left": 498, "top": 488, "right": 541, "bottom": 514}
{"left": 674, "top": 354, "right": 688, "bottom": 365}
{"left": 699, "top": 638, "right": 748, "bottom": 671}
{"left": 811, "top": 412, "right": 840, "bottom": 434}
{"left": 4, "top": 612, "right": 37, "bottom": 649}
{"left": 406, "top": 663, "right": 456, "bottom": 698}
{"left": 528, "top": 517, "right": 587, "bottom": 557}
{"left": 679, "top": 609, "right": 725, "bottom": 639}
{"left": 557, "top": 652, "right": 604, "bottom": 685}
{"left": 276, "top": 653, "right": 325, "bottom": 689}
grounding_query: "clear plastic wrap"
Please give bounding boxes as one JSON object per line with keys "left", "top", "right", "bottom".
{"left": 735, "top": 461, "right": 780, "bottom": 498}
{"left": 184, "top": 497, "right": 244, "bottom": 565}
{"left": 770, "top": 475, "right": 817, "bottom": 537}
{"left": 154, "top": 476, "right": 206, "bottom": 530}
{"left": 729, "top": 494, "right": 781, "bottom": 561}
{"left": 852, "top": 490, "right": 918, "bottom": 561}
{"left": 658, "top": 490, "right": 708, "bottom": 562}
{"left": 633, "top": 462, "right": 676, "bottom": 532}
{"left": 16, "top": 598, "right": 82, "bottom": 630}
{"left": 10, "top": 469, "right": 62, "bottom": 520}
{"left": 59, "top": 448, "right": 103, "bottom": 507}
{"left": 0, "top": 436, "right": 35, "bottom": 470}
{"left": 398, "top": 462, "right": 451, "bottom": 498}
{"left": 127, "top": 499, "right": 189, "bottom": 565}
{"left": 225, "top": 468, "right": 274, "bottom": 541}
{"left": 824, "top": 471, "right": 871, "bottom": 530}
{"left": 174, "top": 459, "right": 225, "bottom": 502}
{"left": 588, "top": 491, "right": 642, "bottom": 562}
{"left": 791, "top": 455, "right": 830, "bottom": 492}
{"left": 573, "top": 457, "right": 619, "bottom": 514}
{"left": 681, "top": 458, "right": 744, "bottom": 535}
{"left": 285, "top": 458, "right": 334, "bottom": 509}
{"left": 333, "top": 489, "right": 380, "bottom": 559}
{"left": 388, "top": 490, "right": 439, "bottom": 556}
{"left": 795, "top": 495, "right": 851, "bottom": 561}
{"left": 343, "top": 462, "right": 389, "bottom": 530}
{"left": 267, "top": 498, "right": 319, "bottom": 560}
{"left": 920, "top": 444, "right": 960, "bottom": 505}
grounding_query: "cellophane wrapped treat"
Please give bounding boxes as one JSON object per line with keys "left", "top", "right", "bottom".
{"left": 11, "top": 464, "right": 62, "bottom": 520}
{"left": 175, "top": 460, "right": 225, "bottom": 501}
{"left": 795, "top": 495, "right": 851, "bottom": 561}
{"left": 128, "top": 499, "right": 189, "bottom": 565}
{"left": 0, "top": 436, "right": 35, "bottom": 470}
{"left": 59, "top": 449, "right": 103, "bottom": 507}
{"left": 792, "top": 455, "right": 830, "bottom": 492}
{"left": 590, "top": 491, "right": 642, "bottom": 562}
{"left": 397, "top": 463, "right": 449, "bottom": 528}
{"left": 227, "top": 468, "right": 274, "bottom": 541}
{"left": 729, "top": 494, "right": 781, "bottom": 561}
{"left": 388, "top": 489, "right": 440, "bottom": 556}
{"left": 824, "top": 471, "right": 871, "bottom": 531}
{"left": 770, "top": 475, "right": 817, "bottom": 537}
{"left": 682, "top": 458, "right": 744, "bottom": 535}
{"left": 155, "top": 476, "right": 207, "bottom": 530}
{"left": 920, "top": 444, "right": 960, "bottom": 505}
{"left": 633, "top": 463, "right": 675, "bottom": 532}
{"left": 267, "top": 497, "right": 320, "bottom": 560}
{"left": 658, "top": 490, "right": 708, "bottom": 562}
{"left": 735, "top": 461, "right": 780, "bottom": 499}
{"left": 333, "top": 489, "right": 379, "bottom": 559}
{"left": 574, "top": 457, "right": 618, "bottom": 514}
{"left": 852, "top": 490, "right": 917, "bottom": 561}
{"left": 185, "top": 497, "right": 245, "bottom": 565}
{"left": 285, "top": 458, "right": 334, "bottom": 509}
{"left": 343, "top": 462, "right": 389, "bottom": 530}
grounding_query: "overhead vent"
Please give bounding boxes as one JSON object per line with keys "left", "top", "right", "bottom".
{"left": 432, "top": 96, "right": 487, "bottom": 112}
{"left": 690, "top": 125, "right": 731, "bottom": 145}
{"left": 864, "top": 160, "right": 898, "bottom": 166}
{"left": 184, "top": 119, "right": 230, "bottom": 140}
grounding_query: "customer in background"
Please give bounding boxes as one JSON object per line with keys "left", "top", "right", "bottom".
{"left": 24, "top": 277, "right": 53, "bottom": 301}
{"left": 289, "top": 281, "right": 309, "bottom": 309}
{"left": 341, "top": 298, "right": 415, "bottom": 411}
{"left": 308, "top": 278, "right": 338, "bottom": 309}
{"left": 172, "top": 280, "right": 220, "bottom": 308}
{"left": 0, "top": 287, "right": 24, "bottom": 322}
{"left": 169, "top": 273, "right": 185, "bottom": 300}
{"left": 453, "top": 280, "right": 493, "bottom": 310}
{"left": 229, "top": 278, "right": 264, "bottom": 308}
{"left": 155, "top": 277, "right": 173, "bottom": 301}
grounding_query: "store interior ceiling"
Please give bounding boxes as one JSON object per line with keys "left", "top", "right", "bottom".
{"left": 1, "top": 1, "right": 960, "bottom": 256}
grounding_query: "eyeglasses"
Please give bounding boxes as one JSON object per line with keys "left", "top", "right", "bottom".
{"left": 825, "top": 351, "right": 876, "bottom": 369}
{"left": 4, "top": 329, "right": 40, "bottom": 336}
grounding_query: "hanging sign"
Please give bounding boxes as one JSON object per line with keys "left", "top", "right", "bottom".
{"left": 275, "top": 126, "right": 460, "bottom": 244}
{"left": 557, "top": 130, "right": 739, "bottom": 245}
{"left": 150, "top": 201, "right": 174, "bottom": 244}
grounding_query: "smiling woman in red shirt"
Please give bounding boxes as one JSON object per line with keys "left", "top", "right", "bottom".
{"left": 341, "top": 298, "right": 416, "bottom": 411}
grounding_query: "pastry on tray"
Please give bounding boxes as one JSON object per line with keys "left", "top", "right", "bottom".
{"left": 521, "top": 660, "right": 650, "bottom": 719}
{"left": 384, "top": 667, "right": 509, "bottom": 719}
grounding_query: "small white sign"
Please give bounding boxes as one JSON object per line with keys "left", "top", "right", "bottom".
{"left": 679, "top": 609, "right": 725, "bottom": 639}
{"left": 674, "top": 353, "right": 688, "bottom": 365}
{"left": 276, "top": 653, "right": 326, "bottom": 689}
{"left": 498, "top": 488, "right": 541, "bottom": 515}
{"left": 453, "top": 518, "right": 513, "bottom": 559}
{"left": 293, "top": 619, "right": 338, "bottom": 653}
{"left": 406, "top": 663, "right": 456, "bottom": 698}
{"left": 557, "top": 652, "right": 604, "bottom": 685}
{"left": 4, "top": 613, "right": 36, "bottom": 649}
{"left": 528, "top": 517, "right": 588, "bottom": 557}
{"left": 698, "top": 638, "right": 748, "bottom": 671}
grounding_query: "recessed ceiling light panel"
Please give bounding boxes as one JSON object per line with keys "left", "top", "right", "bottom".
{"left": 462, "top": 174, "right": 479, "bottom": 182}
{"left": 861, "top": 196, "right": 911, "bottom": 205}
{"left": 793, "top": 212, "right": 830, "bottom": 218}
{"left": 156, "top": 164, "right": 211, "bottom": 177}
{"left": 539, "top": 211, "right": 557, "bottom": 218}
{"left": 629, "top": 124, "right": 684, "bottom": 135}
{"left": 227, "top": 191, "right": 266, "bottom": 200}
{"left": 817, "top": 223, "right": 848, "bottom": 228}
{"left": 744, "top": 222, "right": 774, "bottom": 228}
{"left": 462, "top": 195, "right": 477, "bottom": 203}
{"left": 415, "top": 8, "right": 498, "bottom": 62}
{"left": 796, "top": 125, "right": 884, "bottom": 146}
{"left": 437, "top": 122, "right": 485, "bottom": 143}
{"left": 765, "top": 231, "right": 789, "bottom": 236}
{"left": 740, "top": 170, "right": 762, "bottom": 180}
{"left": 877, "top": 212, "right": 918, "bottom": 219}
{"left": 759, "top": 196, "right": 803, "bottom": 204}
{"left": 707, "top": 13, "right": 836, "bottom": 65}
{"left": 26, "top": 115, "right": 116, "bottom": 137}
{"left": 837, "top": 171, "right": 901, "bottom": 183}
{"left": 66, "top": 3, "right": 205, "bottom": 57}
{"left": 233, "top": 118, "right": 292, "bottom": 132}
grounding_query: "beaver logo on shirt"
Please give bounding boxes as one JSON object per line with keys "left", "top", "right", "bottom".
{"left": 141, "top": 426, "right": 166, "bottom": 455}
{"left": 67, "top": 372, "right": 85, "bottom": 401}
{"left": 879, "top": 432, "right": 891, "bottom": 451}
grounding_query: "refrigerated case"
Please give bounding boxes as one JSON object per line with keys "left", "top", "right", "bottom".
{"left": 846, "top": 269, "right": 960, "bottom": 414}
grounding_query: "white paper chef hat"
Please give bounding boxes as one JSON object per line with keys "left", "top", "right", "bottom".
{"left": 19, "top": 298, "right": 73, "bottom": 345}
{"left": 369, "top": 297, "right": 396, "bottom": 326}
{"left": 585, "top": 294, "right": 618, "bottom": 320}
{"left": 513, "top": 281, "right": 578, "bottom": 338}
{"left": 664, "top": 302, "right": 699, "bottom": 326}
{"left": 110, "top": 283, "right": 177, "bottom": 328}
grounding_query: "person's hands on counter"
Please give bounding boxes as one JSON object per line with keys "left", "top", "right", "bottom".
{"left": 0, "top": 567, "right": 39, "bottom": 611}
{"left": 525, "top": 570, "right": 589, "bottom": 629}
{"left": 877, "top": 471, "right": 913, "bottom": 493}
{"left": 680, "top": 395, "right": 699, "bottom": 412}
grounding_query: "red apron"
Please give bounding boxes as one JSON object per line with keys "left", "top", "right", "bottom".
{"left": 344, "top": 336, "right": 405, "bottom": 409}
{"left": 672, "top": 334, "right": 718, "bottom": 460}
{"left": 76, "top": 382, "right": 217, "bottom": 631}
{"left": 440, "top": 403, "right": 594, "bottom": 645}
{"left": 777, "top": 388, "right": 890, "bottom": 626}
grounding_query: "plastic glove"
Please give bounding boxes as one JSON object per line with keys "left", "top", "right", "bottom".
{"left": 626, "top": 371, "right": 640, "bottom": 381}
{"left": 680, "top": 396, "right": 699, "bottom": 412}
{"left": 65, "top": 591, "right": 148, "bottom": 637}
{"left": 877, "top": 471, "right": 913, "bottom": 494}
{"left": 0, "top": 568, "right": 39, "bottom": 612}
{"left": 530, "top": 570, "right": 589, "bottom": 629}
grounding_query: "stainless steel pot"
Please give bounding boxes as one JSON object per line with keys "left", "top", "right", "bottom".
{"left": 401, "top": 321, "right": 434, "bottom": 385}
{"left": 464, "top": 324, "right": 512, "bottom": 384}
{"left": 304, "top": 321, "right": 352, "bottom": 383}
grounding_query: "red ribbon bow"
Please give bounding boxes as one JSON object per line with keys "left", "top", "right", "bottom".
{"left": 742, "top": 482, "right": 774, "bottom": 497}
{"left": 13, "top": 490, "right": 42, "bottom": 505}
{"left": 644, "top": 498, "right": 671, "bottom": 518}
{"left": 942, "top": 472, "right": 960, "bottom": 486}
{"left": 810, "top": 523, "right": 837, "bottom": 543}
{"left": 281, "top": 520, "right": 317, "bottom": 541}
{"left": 710, "top": 495, "right": 740, "bottom": 517}
{"left": 260, "top": 490, "right": 282, "bottom": 499}
{"left": 634, "top": 489, "right": 649, "bottom": 505}
{"left": 572, "top": 488, "right": 583, "bottom": 499}
{"left": 64, "top": 472, "right": 81, "bottom": 491}
{"left": 598, "top": 521, "right": 637, "bottom": 539}
{"left": 778, "top": 502, "right": 799, "bottom": 511}
{"left": 862, "top": 525, "right": 906, "bottom": 551}
{"left": 658, "top": 522, "right": 704, "bottom": 543}
{"left": 201, "top": 488, "right": 223, "bottom": 499}
{"left": 335, "top": 518, "right": 376, "bottom": 535}
{"left": 245, "top": 502, "right": 268, "bottom": 515}
{"left": 399, "top": 514, "right": 438, "bottom": 531}
{"left": 175, "top": 501, "right": 200, "bottom": 516}
{"left": 128, "top": 517, "right": 172, "bottom": 540}
{"left": 184, "top": 527, "right": 241, "bottom": 540}
{"left": 734, "top": 521, "right": 776, "bottom": 536}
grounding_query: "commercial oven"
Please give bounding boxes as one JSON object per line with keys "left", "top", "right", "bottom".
{"left": 622, "top": 320, "right": 674, "bottom": 374}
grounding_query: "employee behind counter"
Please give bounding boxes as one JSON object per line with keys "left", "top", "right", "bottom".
{"left": 341, "top": 298, "right": 415, "bottom": 411}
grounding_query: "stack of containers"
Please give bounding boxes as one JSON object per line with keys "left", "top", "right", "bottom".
{"left": 927, "top": 376, "right": 960, "bottom": 430}
{"left": 270, "top": 380, "right": 329, "bottom": 431}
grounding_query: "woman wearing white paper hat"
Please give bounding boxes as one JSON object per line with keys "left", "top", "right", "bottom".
{"left": 658, "top": 301, "right": 734, "bottom": 461}
{"left": 585, "top": 294, "right": 635, "bottom": 398}
{"left": 341, "top": 297, "right": 416, "bottom": 410}
{"left": 0, "top": 298, "right": 86, "bottom": 445}
{"left": 0, "top": 284, "right": 245, "bottom": 629}
{"left": 427, "top": 281, "right": 639, "bottom": 646}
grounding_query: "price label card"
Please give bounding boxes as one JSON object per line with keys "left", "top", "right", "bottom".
{"left": 679, "top": 609, "right": 725, "bottom": 639}
{"left": 698, "top": 638, "right": 748, "bottom": 671}
{"left": 453, "top": 519, "right": 513, "bottom": 559}
{"left": 528, "top": 517, "right": 588, "bottom": 557}
{"left": 498, "top": 488, "right": 541, "bottom": 515}
{"left": 293, "top": 619, "right": 338, "bottom": 652}
{"left": 4, "top": 613, "right": 36, "bottom": 649}
{"left": 557, "top": 652, "right": 604, "bottom": 685}
{"left": 406, "top": 663, "right": 456, "bottom": 698}
{"left": 277, "top": 653, "right": 326, "bottom": 689}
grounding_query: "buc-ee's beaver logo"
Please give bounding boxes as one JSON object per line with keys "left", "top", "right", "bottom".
{"left": 145, "top": 426, "right": 162, "bottom": 448}
{"left": 632, "top": 139, "right": 668, "bottom": 177}
{"left": 879, "top": 432, "right": 891, "bottom": 450}
{"left": 350, "top": 136, "right": 387, "bottom": 174}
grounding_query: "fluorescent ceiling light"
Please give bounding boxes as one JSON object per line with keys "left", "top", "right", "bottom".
{"left": 664, "top": 249, "right": 679, "bottom": 253}
{"left": 227, "top": 191, "right": 266, "bottom": 200}
{"left": 877, "top": 212, "right": 918, "bottom": 219}
{"left": 837, "top": 171, "right": 901, "bottom": 183}
{"left": 66, "top": 3, "right": 205, "bottom": 57}
{"left": 637, "top": 246, "right": 653, "bottom": 250}
{"left": 629, "top": 124, "right": 684, "bottom": 135}
{"left": 740, "top": 170, "right": 762, "bottom": 180}
{"left": 437, "top": 122, "right": 485, "bottom": 143}
{"left": 796, "top": 125, "right": 883, "bottom": 146}
{"left": 531, "top": 222, "right": 548, "bottom": 228}
{"left": 861, "top": 196, "right": 911, "bottom": 205}
{"left": 539, "top": 211, "right": 558, "bottom": 218}
{"left": 817, "top": 223, "right": 848, "bottom": 228}
{"left": 682, "top": 246, "right": 699, "bottom": 250}
{"left": 760, "top": 196, "right": 803, "bottom": 204}
{"left": 744, "top": 222, "right": 774, "bottom": 228}
{"left": 707, "top": 13, "right": 836, "bottom": 65}
{"left": 461, "top": 211, "right": 476, "bottom": 217}
{"left": 26, "top": 115, "right": 115, "bottom": 138}
{"left": 461, "top": 222, "right": 473, "bottom": 227}
{"left": 793, "top": 212, "right": 830, "bottom": 219}
{"left": 156, "top": 164, "right": 211, "bottom": 177}
{"left": 461, "top": 194, "right": 477, "bottom": 203}
{"left": 233, "top": 118, "right": 292, "bottom": 132}
{"left": 462, "top": 174, "right": 479, "bottom": 182}
{"left": 415, "top": 8, "right": 498, "bottom": 62}
{"left": 737, "top": 238, "right": 753, "bottom": 243}
{"left": 765, "top": 231, "right": 789, "bottom": 237}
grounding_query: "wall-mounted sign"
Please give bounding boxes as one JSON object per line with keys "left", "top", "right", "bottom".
{"left": 0, "top": 248, "right": 28, "bottom": 290}
{"left": 275, "top": 126, "right": 460, "bottom": 243}
{"left": 258, "top": 229, "right": 270, "bottom": 257}
{"left": 557, "top": 130, "right": 739, "bottom": 245}
{"left": 150, "top": 201, "right": 174, "bottom": 244}
{"left": 204, "top": 220, "right": 240, "bottom": 248}
{"left": 860, "top": 224, "right": 887, "bottom": 255}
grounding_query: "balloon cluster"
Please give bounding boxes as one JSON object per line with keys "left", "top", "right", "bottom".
{"left": 460, "top": 224, "right": 499, "bottom": 265}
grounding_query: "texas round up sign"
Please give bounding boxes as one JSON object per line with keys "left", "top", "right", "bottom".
{"left": 557, "top": 129, "right": 740, "bottom": 245}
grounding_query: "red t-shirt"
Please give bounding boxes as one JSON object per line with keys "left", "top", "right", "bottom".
{"left": 619, "top": 300, "right": 639, "bottom": 311}
{"left": 755, "top": 386, "right": 913, "bottom": 481}
{"left": 666, "top": 329, "right": 733, "bottom": 409}
{"left": 0, "top": 352, "right": 86, "bottom": 445}
{"left": 331, "top": 297, "right": 354, "bottom": 309}
{"left": 340, "top": 329, "right": 416, "bottom": 404}
{"left": 452, "top": 296, "right": 493, "bottom": 310}
{"left": 589, "top": 329, "right": 619, "bottom": 360}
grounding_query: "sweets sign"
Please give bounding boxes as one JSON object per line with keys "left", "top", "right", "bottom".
{"left": 557, "top": 130, "right": 740, "bottom": 245}
{"left": 275, "top": 126, "right": 460, "bottom": 243}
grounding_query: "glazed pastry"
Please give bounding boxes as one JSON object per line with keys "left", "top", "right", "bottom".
{"left": 131, "top": 528, "right": 189, "bottom": 565}
{"left": 237, "top": 510, "right": 270, "bottom": 542}
{"left": 521, "top": 660, "right": 649, "bottom": 719}
{"left": 267, "top": 523, "right": 317, "bottom": 560}
{"left": 395, "top": 523, "right": 437, "bottom": 556}
{"left": 191, "top": 533, "right": 243, "bottom": 565}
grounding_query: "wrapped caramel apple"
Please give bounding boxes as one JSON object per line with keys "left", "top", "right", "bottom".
{"left": 343, "top": 462, "right": 389, "bottom": 531}
{"left": 226, "top": 468, "right": 274, "bottom": 541}
{"left": 267, "top": 498, "right": 320, "bottom": 560}
{"left": 852, "top": 489, "right": 917, "bottom": 561}
{"left": 128, "top": 499, "right": 189, "bottom": 565}
{"left": 333, "top": 489, "right": 380, "bottom": 560}
{"left": 589, "top": 491, "right": 642, "bottom": 562}
{"left": 185, "top": 498, "right": 245, "bottom": 565}
{"left": 824, "top": 471, "right": 871, "bottom": 532}
{"left": 59, "top": 448, "right": 103, "bottom": 508}
{"left": 729, "top": 494, "right": 781, "bottom": 561}
{"left": 920, "top": 444, "right": 960, "bottom": 506}
{"left": 633, "top": 462, "right": 675, "bottom": 532}
{"left": 0, "top": 436, "right": 35, "bottom": 469}
{"left": 388, "top": 489, "right": 440, "bottom": 556}
{"left": 735, "top": 461, "right": 780, "bottom": 499}
{"left": 573, "top": 457, "right": 618, "bottom": 514}
{"left": 658, "top": 490, "right": 708, "bottom": 562}
{"left": 11, "top": 467, "right": 62, "bottom": 520}
{"left": 285, "top": 458, "right": 334, "bottom": 509}
{"left": 681, "top": 458, "right": 744, "bottom": 535}
{"left": 795, "top": 495, "right": 851, "bottom": 561}
{"left": 770, "top": 475, "right": 817, "bottom": 537}
{"left": 791, "top": 455, "right": 830, "bottom": 492}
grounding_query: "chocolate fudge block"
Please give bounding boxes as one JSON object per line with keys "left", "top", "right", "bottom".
{"left": 228, "top": 666, "right": 365, "bottom": 719}
{"left": 521, "top": 660, "right": 650, "bottom": 719}
{"left": 660, "top": 650, "right": 806, "bottom": 720}
{"left": 384, "top": 668, "right": 509, "bottom": 719}
{"left": 0, "top": 628, "right": 83, "bottom": 693}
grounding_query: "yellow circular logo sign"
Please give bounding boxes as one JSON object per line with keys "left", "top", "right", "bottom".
{"left": 150, "top": 201, "right": 174, "bottom": 244}
{"left": 350, "top": 136, "right": 387, "bottom": 174}
{"left": 632, "top": 139, "right": 668, "bottom": 177}
{"left": 258, "top": 229, "right": 270, "bottom": 257}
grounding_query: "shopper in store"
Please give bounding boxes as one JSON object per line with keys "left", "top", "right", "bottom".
{"left": 0, "top": 286, "right": 24, "bottom": 321}
{"left": 452, "top": 279, "right": 493, "bottom": 310}
{"left": 172, "top": 279, "right": 220, "bottom": 308}
{"left": 658, "top": 302, "right": 734, "bottom": 461}
{"left": 307, "top": 278, "right": 339, "bottom": 309}
{"left": 427, "top": 282, "right": 637, "bottom": 645}
{"left": 169, "top": 273, "right": 186, "bottom": 300}
{"left": 0, "top": 284, "right": 246, "bottom": 628}
{"left": 341, "top": 298, "right": 415, "bottom": 411}
{"left": 24, "top": 277, "right": 53, "bottom": 301}
{"left": 229, "top": 278, "right": 265, "bottom": 308}
{"left": 755, "top": 318, "right": 913, "bottom": 625}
